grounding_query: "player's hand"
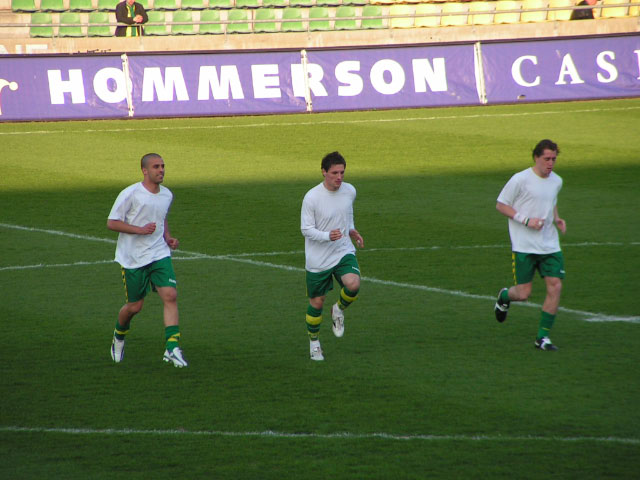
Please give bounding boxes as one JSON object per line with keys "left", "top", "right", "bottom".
{"left": 527, "top": 218, "right": 544, "bottom": 231}
{"left": 350, "top": 229, "right": 364, "bottom": 248}
{"left": 329, "top": 229, "right": 343, "bottom": 241}
{"left": 134, "top": 14, "right": 143, "bottom": 22}
{"left": 555, "top": 218, "right": 567, "bottom": 234}
{"left": 139, "top": 222, "right": 156, "bottom": 235}
{"left": 166, "top": 237, "right": 179, "bottom": 249}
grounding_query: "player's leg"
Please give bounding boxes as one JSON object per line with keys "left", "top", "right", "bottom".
{"left": 331, "top": 255, "right": 361, "bottom": 337}
{"left": 305, "top": 269, "right": 333, "bottom": 361}
{"left": 535, "top": 252, "right": 565, "bottom": 351}
{"left": 112, "top": 266, "right": 149, "bottom": 363}
{"left": 151, "top": 257, "right": 188, "bottom": 367}
{"left": 495, "top": 252, "right": 534, "bottom": 322}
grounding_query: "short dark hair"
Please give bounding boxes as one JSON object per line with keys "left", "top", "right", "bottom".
{"left": 141, "top": 153, "right": 162, "bottom": 169}
{"left": 532, "top": 140, "right": 559, "bottom": 159}
{"left": 321, "top": 151, "right": 346, "bottom": 172}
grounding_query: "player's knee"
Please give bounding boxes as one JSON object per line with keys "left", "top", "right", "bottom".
{"left": 127, "top": 300, "right": 144, "bottom": 315}
{"left": 158, "top": 287, "right": 177, "bottom": 303}
{"left": 514, "top": 284, "right": 532, "bottom": 301}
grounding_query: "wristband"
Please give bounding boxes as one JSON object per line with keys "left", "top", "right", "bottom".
{"left": 513, "top": 212, "right": 528, "bottom": 225}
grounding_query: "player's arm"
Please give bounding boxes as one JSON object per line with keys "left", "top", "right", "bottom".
{"left": 301, "top": 199, "right": 332, "bottom": 242}
{"left": 107, "top": 219, "right": 156, "bottom": 235}
{"left": 496, "top": 202, "right": 544, "bottom": 231}
{"left": 553, "top": 205, "right": 566, "bottom": 234}
{"left": 163, "top": 218, "right": 179, "bottom": 249}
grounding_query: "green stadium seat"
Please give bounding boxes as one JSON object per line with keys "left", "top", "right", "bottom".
{"left": 199, "top": 8, "right": 223, "bottom": 33}
{"left": 334, "top": 5, "right": 357, "bottom": 29}
{"left": 309, "top": 6, "right": 330, "bottom": 30}
{"left": 235, "top": 0, "right": 259, "bottom": 7}
{"left": 262, "top": 0, "right": 287, "bottom": 6}
{"left": 30, "top": 12, "right": 53, "bottom": 37}
{"left": 11, "top": 0, "right": 37, "bottom": 12}
{"left": 180, "top": 0, "right": 207, "bottom": 9}
{"left": 88, "top": 11, "right": 113, "bottom": 36}
{"left": 59, "top": 12, "right": 84, "bottom": 37}
{"left": 315, "top": 0, "right": 341, "bottom": 5}
{"left": 208, "top": 0, "right": 232, "bottom": 8}
{"left": 254, "top": 7, "right": 278, "bottom": 32}
{"left": 171, "top": 10, "right": 196, "bottom": 33}
{"left": 145, "top": 10, "right": 169, "bottom": 34}
{"left": 281, "top": 7, "right": 305, "bottom": 31}
{"left": 342, "top": 0, "right": 367, "bottom": 5}
{"left": 153, "top": 0, "right": 178, "bottom": 10}
{"left": 467, "top": 1, "right": 495, "bottom": 25}
{"left": 289, "top": 0, "right": 313, "bottom": 6}
{"left": 40, "top": 0, "right": 66, "bottom": 12}
{"left": 69, "top": 0, "right": 95, "bottom": 11}
{"left": 361, "top": 4, "right": 383, "bottom": 28}
{"left": 226, "top": 9, "right": 251, "bottom": 32}
{"left": 97, "top": 0, "right": 119, "bottom": 11}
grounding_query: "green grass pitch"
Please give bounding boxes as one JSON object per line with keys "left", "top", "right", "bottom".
{"left": 1, "top": 98, "right": 639, "bottom": 479}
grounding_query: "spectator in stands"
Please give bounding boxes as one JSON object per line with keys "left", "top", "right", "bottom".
{"left": 115, "top": 0, "right": 148, "bottom": 36}
{"left": 570, "top": 0, "right": 596, "bottom": 20}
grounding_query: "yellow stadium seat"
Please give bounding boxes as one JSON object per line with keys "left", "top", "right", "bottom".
{"left": 494, "top": 0, "right": 522, "bottom": 23}
{"left": 390, "top": 4, "right": 415, "bottom": 28}
{"left": 601, "top": 0, "right": 629, "bottom": 17}
{"left": 547, "top": 0, "right": 573, "bottom": 20}
{"left": 468, "top": 1, "right": 495, "bottom": 25}
{"left": 521, "top": 0, "right": 548, "bottom": 21}
{"left": 415, "top": 3, "right": 441, "bottom": 27}
{"left": 441, "top": 1, "right": 468, "bottom": 25}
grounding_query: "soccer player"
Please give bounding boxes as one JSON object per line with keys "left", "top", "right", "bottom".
{"left": 494, "top": 139, "right": 567, "bottom": 351}
{"left": 107, "top": 153, "right": 187, "bottom": 367}
{"left": 301, "top": 151, "right": 364, "bottom": 361}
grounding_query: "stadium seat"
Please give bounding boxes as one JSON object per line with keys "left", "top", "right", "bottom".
{"left": 280, "top": 7, "right": 305, "bottom": 31}
{"left": 316, "top": 0, "right": 342, "bottom": 6}
{"left": 334, "top": 5, "right": 358, "bottom": 29}
{"left": 235, "top": 0, "right": 260, "bottom": 7}
{"left": 30, "top": 12, "right": 54, "bottom": 37}
{"left": 494, "top": 0, "right": 521, "bottom": 23}
{"left": 467, "top": 1, "right": 495, "bottom": 25}
{"left": 262, "top": 0, "right": 287, "bottom": 6}
{"left": 361, "top": 4, "right": 384, "bottom": 28}
{"left": 342, "top": 0, "right": 367, "bottom": 5}
{"left": 390, "top": 4, "right": 414, "bottom": 28}
{"left": 208, "top": 0, "right": 232, "bottom": 7}
{"left": 97, "top": 0, "right": 120, "bottom": 11}
{"left": 547, "top": 0, "right": 573, "bottom": 19}
{"left": 601, "top": 0, "right": 630, "bottom": 18}
{"left": 308, "top": 6, "right": 330, "bottom": 30}
{"left": 199, "top": 8, "right": 223, "bottom": 33}
{"left": 88, "top": 11, "right": 113, "bottom": 36}
{"left": 289, "top": 0, "right": 314, "bottom": 6}
{"left": 40, "top": 0, "right": 66, "bottom": 12}
{"left": 254, "top": 7, "right": 278, "bottom": 32}
{"left": 441, "top": 2, "right": 468, "bottom": 26}
{"left": 180, "top": 0, "right": 208, "bottom": 9}
{"left": 415, "top": 3, "right": 441, "bottom": 27}
{"left": 521, "top": 0, "right": 548, "bottom": 22}
{"left": 171, "top": 10, "right": 196, "bottom": 33}
{"left": 153, "top": 0, "right": 179, "bottom": 10}
{"left": 226, "top": 8, "right": 251, "bottom": 33}
{"left": 69, "top": 0, "right": 95, "bottom": 11}
{"left": 145, "top": 10, "right": 169, "bottom": 34}
{"left": 58, "top": 12, "right": 85, "bottom": 37}
{"left": 12, "top": 0, "right": 37, "bottom": 12}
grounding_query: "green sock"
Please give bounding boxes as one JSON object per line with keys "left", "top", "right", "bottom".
{"left": 500, "top": 288, "right": 510, "bottom": 304}
{"left": 165, "top": 325, "right": 180, "bottom": 352}
{"left": 338, "top": 287, "right": 359, "bottom": 310}
{"left": 114, "top": 321, "right": 129, "bottom": 341}
{"left": 306, "top": 305, "right": 322, "bottom": 341}
{"left": 537, "top": 311, "right": 556, "bottom": 340}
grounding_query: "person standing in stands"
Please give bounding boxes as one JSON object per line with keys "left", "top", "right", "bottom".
{"left": 115, "top": 0, "right": 148, "bottom": 37}
{"left": 570, "top": 0, "right": 596, "bottom": 20}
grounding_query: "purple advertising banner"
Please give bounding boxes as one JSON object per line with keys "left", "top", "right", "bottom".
{"left": 482, "top": 36, "right": 640, "bottom": 103}
{"left": 306, "top": 45, "right": 480, "bottom": 111}
{"left": 126, "top": 51, "right": 306, "bottom": 118}
{"left": 0, "top": 55, "right": 127, "bottom": 121}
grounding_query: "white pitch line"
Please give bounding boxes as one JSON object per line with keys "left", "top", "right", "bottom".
{"left": 1, "top": 426, "right": 638, "bottom": 445}
{"left": 1, "top": 222, "right": 638, "bottom": 323}
{"left": 1, "top": 105, "right": 639, "bottom": 136}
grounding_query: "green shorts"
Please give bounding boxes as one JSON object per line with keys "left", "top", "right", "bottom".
{"left": 306, "top": 254, "right": 361, "bottom": 298}
{"left": 121, "top": 256, "right": 177, "bottom": 303}
{"left": 513, "top": 251, "right": 565, "bottom": 285}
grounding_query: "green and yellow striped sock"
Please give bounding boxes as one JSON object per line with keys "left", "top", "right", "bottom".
{"left": 306, "top": 305, "right": 322, "bottom": 341}
{"left": 165, "top": 325, "right": 180, "bottom": 352}
{"left": 338, "top": 287, "right": 359, "bottom": 310}
{"left": 537, "top": 311, "right": 556, "bottom": 340}
{"left": 114, "top": 321, "right": 129, "bottom": 341}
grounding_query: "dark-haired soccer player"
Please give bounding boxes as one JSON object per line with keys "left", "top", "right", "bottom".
{"left": 301, "top": 152, "right": 364, "bottom": 361}
{"left": 107, "top": 153, "right": 187, "bottom": 367}
{"left": 494, "top": 139, "right": 567, "bottom": 351}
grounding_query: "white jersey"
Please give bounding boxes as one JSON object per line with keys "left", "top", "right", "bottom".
{"left": 108, "top": 182, "right": 173, "bottom": 269}
{"left": 301, "top": 181, "right": 357, "bottom": 272}
{"left": 497, "top": 167, "right": 563, "bottom": 254}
